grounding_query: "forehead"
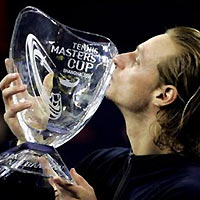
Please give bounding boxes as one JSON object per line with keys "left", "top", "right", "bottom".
{"left": 139, "top": 33, "right": 179, "bottom": 64}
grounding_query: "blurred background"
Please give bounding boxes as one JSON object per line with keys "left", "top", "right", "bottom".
{"left": 0, "top": 0, "right": 200, "bottom": 168}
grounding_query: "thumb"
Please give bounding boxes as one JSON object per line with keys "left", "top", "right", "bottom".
{"left": 70, "top": 168, "right": 92, "bottom": 190}
{"left": 43, "top": 72, "right": 54, "bottom": 96}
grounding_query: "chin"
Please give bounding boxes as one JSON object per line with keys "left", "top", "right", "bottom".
{"left": 105, "top": 85, "right": 112, "bottom": 97}
{"left": 105, "top": 89, "right": 115, "bottom": 102}
{"left": 105, "top": 91, "right": 111, "bottom": 99}
{"left": 105, "top": 82, "right": 117, "bottom": 100}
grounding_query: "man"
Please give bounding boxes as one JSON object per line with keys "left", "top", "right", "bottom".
{"left": 1, "top": 26, "right": 200, "bottom": 199}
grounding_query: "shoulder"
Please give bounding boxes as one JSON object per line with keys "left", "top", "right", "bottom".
{"left": 75, "top": 147, "right": 130, "bottom": 174}
{"left": 85, "top": 147, "right": 130, "bottom": 161}
{"left": 78, "top": 147, "right": 130, "bottom": 165}
{"left": 163, "top": 179, "right": 200, "bottom": 199}
{"left": 162, "top": 157, "right": 200, "bottom": 199}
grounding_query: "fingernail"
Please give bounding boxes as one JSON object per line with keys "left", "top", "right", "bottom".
{"left": 73, "top": 168, "right": 77, "bottom": 173}
{"left": 70, "top": 168, "right": 75, "bottom": 173}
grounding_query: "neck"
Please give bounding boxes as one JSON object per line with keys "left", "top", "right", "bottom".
{"left": 120, "top": 107, "right": 163, "bottom": 155}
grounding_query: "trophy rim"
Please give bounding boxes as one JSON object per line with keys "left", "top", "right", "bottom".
{"left": 10, "top": 6, "right": 116, "bottom": 49}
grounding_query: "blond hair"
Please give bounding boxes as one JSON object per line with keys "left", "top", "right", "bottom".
{"left": 154, "top": 26, "right": 200, "bottom": 156}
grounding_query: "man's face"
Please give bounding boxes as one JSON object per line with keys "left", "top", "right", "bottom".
{"left": 106, "top": 33, "right": 179, "bottom": 113}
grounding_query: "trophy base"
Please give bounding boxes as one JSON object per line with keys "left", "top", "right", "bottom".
{"left": 0, "top": 142, "right": 74, "bottom": 184}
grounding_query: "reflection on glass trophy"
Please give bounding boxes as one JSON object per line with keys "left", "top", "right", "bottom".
{"left": 0, "top": 6, "right": 118, "bottom": 183}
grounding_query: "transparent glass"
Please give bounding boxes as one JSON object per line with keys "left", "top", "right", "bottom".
{"left": 0, "top": 6, "right": 118, "bottom": 183}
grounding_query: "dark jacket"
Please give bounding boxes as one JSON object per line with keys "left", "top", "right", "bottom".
{"left": 76, "top": 147, "right": 200, "bottom": 200}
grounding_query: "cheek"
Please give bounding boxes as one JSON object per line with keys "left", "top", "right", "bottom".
{"left": 106, "top": 68, "right": 159, "bottom": 111}
{"left": 107, "top": 72, "right": 136, "bottom": 96}
{"left": 106, "top": 78, "right": 135, "bottom": 104}
{"left": 105, "top": 81, "right": 119, "bottom": 99}
{"left": 119, "top": 74, "right": 155, "bottom": 102}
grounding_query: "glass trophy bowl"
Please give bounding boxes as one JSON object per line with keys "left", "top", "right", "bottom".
{"left": 0, "top": 6, "right": 118, "bottom": 183}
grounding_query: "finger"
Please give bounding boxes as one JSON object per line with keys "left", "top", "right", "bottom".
{"left": 5, "top": 58, "right": 9, "bottom": 71}
{"left": 53, "top": 176, "right": 74, "bottom": 188}
{"left": 43, "top": 72, "right": 54, "bottom": 96}
{"left": 39, "top": 156, "right": 58, "bottom": 177}
{"left": 0, "top": 73, "right": 27, "bottom": 104}
{"left": 5, "top": 58, "right": 21, "bottom": 74}
{"left": 2, "top": 83, "right": 29, "bottom": 114}
{"left": 53, "top": 178, "right": 80, "bottom": 198}
{"left": 54, "top": 181, "right": 79, "bottom": 199}
{"left": 52, "top": 170, "right": 92, "bottom": 197}
{"left": 5, "top": 58, "right": 24, "bottom": 87}
{"left": 4, "top": 101, "right": 32, "bottom": 119}
{"left": 5, "top": 58, "right": 14, "bottom": 73}
{"left": 39, "top": 156, "right": 60, "bottom": 191}
{"left": 39, "top": 156, "right": 63, "bottom": 190}
{"left": 70, "top": 168, "right": 92, "bottom": 190}
{"left": 54, "top": 189, "right": 59, "bottom": 200}
{"left": 12, "top": 71, "right": 30, "bottom": 99}
{"left": 5, "top": 59, "right": 31, "bottom": 98}
{"left": 2, "top": 84, "right": 27, "bottom": 105}
{"left": 0, "top": 73, "right": 18, "bottom": 91}
{"left": 1, "top": 60, "right": 28, "bottom": 104}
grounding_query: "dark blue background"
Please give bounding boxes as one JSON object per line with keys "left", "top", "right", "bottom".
{"left": 1, "top": 0, "right": 200, "bottom": 168}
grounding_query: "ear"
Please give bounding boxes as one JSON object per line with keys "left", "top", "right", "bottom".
{"left": 152, "top": 85, "right": 178, "bottom": 107}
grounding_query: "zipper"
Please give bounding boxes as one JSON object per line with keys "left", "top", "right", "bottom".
{"left": 112, "top": 151, "right": 133, "bottom": 200}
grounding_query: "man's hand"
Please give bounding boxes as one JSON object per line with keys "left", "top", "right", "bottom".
{"left": 40, "top": 157, "right": 97, "bottom": 200}
{"left": 51, "top": 168, "right": 97, "bottom": 200}
{"left": 0, "top": 58, "right": 53, "bottom": 144}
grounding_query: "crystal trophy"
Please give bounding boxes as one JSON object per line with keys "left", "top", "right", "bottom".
{"left": 0, "top": 6, "right": 118, "bottom": 183}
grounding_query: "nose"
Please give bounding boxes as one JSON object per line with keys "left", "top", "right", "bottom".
{"left": 113, "top": 52, "right": 135, "bottom": 70}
